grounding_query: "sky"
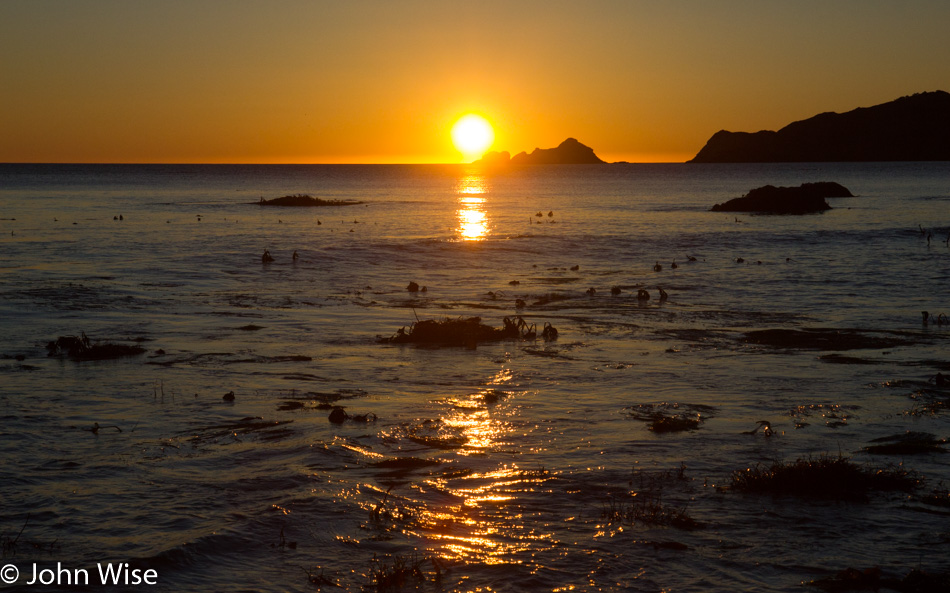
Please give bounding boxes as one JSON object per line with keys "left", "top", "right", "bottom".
{"left": 1, "top": 0, "right": 948, "bottom": 164}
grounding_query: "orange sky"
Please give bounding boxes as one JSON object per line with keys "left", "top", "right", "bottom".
{"left": 1, "top": 1, "right": 948, "bottom": 164}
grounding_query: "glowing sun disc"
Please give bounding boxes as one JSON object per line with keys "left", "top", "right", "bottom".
{"left": 452, "top": 114, "right": 494, "bottom": 160}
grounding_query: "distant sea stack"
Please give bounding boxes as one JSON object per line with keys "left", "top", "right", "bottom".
{"left": 475, "top": 138, "right": 606, "bottom": 165}
{"left": 690, "top": 91, "right": 950, "bottom": 163}
{"left": 711, "top": 182, "right": 853, "bottom": 214}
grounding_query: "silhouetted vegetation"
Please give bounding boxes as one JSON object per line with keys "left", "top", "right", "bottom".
{"left": 731, "top": 454, "right": 920, "bottom": 499}
{"left": 46, "top": 332, "right": 146, "bottom": 361}
{"left": 626, "top": 402, "right": 715, "bottom": 433}
{"left": 368, "top": 551, "right": 443, "bottom": 591}
{"left": 257, "top": 194, "right": 360, "bottom": 207}
{"left": 602, "top": 493, "right": 701, "bottom": 530}
{"left": 919, "top": 487, "right": 950, "bottom": 508}
{"left": 379, "top": 316, "right": 543, "bottom": 346}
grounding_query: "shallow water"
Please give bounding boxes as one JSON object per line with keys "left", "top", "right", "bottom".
{"left": 1, "top": 162, "right": 949, "bottom": 592}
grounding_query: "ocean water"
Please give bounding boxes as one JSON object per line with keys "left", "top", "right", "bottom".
{"left": 1, "top": 162, "right": 948, "bottom": 592}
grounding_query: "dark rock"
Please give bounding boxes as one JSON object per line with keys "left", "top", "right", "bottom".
{"left": 223, "top": 391, "right": 235, "bottom": 401}
{"left": 475, "top": 138, "right": 605, "bottom": 165}
{"left": 690, "top": 91, "right": 950, "bottom": 163}
{"left": 473, "top": 150, "right": 511, "bottom": 166}
{"left": 512, "top": 138, "right": 605, "bottom": 164}
{"left": 711, "top": 182, "right": 853, "bottom": 214}
{"left": 328, "top": 407, "right": 347, "bottom": 423}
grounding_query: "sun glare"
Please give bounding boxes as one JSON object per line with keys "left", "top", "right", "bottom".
{"left": 451, "top": 114, "right": 494, "bottom": 161}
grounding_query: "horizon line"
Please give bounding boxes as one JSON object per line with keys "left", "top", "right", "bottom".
{"left": 0, "top": 160, "right": 689, "bottom": 166}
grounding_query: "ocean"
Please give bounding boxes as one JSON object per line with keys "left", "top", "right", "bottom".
{"left": 1, "top": 162, "right": 948, "bottom": 592}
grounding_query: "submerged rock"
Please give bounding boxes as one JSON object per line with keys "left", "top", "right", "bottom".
{"left": 711, "top": 182, "right": 853, "bottom": 214}
{"left": 744, "top": 328, "right": 907, "bottom": 350}
{"left": 864, "top": 431, "right": 946, "bottom": 455}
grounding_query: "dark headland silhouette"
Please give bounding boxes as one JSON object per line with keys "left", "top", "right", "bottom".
{"left": 474, "top": 138, "right": 606, "bottom": 165}
{"left": 690, "top": 91, "right": 950, "bottom": 163}
{"left": 711, "top": 182, "right": 854, "bottom": 214}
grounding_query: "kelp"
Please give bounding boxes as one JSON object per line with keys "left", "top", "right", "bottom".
{"left": 626, "top": 402, "right": 716, "bottom": 433}
{"left": 731, "top": 454, "right": 920, "bottom": 499}
{"left": 257, "top": 194, "right": 361, "bottom": 207}
{"left": 46, "top": 332, "right": 146, "bottom": 361}
{"left": 379, "top": 316, "right": 540, "bottom": 346}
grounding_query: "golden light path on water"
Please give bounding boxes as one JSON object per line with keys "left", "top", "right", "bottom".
{"left": 456, "top": 174, "right": 490, "bottom": 241}
{"left": 340, "top": 367, "right": 557, "bottom": 567}
{"left": 420, "top": 369, "right": 556, "bottom": 565}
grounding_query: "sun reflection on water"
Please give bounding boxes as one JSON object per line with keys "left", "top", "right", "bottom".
{"left": 456, "top": 175, "right": 490, "bottom": 241}
{"left": 414, "top": 369, "right": 556, "bottom": 564}
{"left": 338, "top": 367, "right": 558, "bottom": 569}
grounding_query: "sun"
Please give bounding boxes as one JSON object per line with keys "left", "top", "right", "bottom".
{"left": 451, "top": 114, "right": 495, "bottom": 161}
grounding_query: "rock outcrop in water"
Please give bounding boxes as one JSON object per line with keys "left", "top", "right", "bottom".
{"left": 690, "top": 91, "right": 950, "bottom": 163}
{"left": 711, "top": 182, "right": 853, "bottom": 214}
{"left": 474, "top": 138, "right": 605, "bottom": 165}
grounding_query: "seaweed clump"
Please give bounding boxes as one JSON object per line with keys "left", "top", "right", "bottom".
{"left": 46, "top": 332, "right": 146, "bottom": 361}
{"left": 602, "top": 494, "right": 701, "bottom": 530}
{"left": 731, "top": 454, "right": 920, "bottom": 500}
{"left": 368, "top": 552, "right": 443, "bottom": 591}
{"left": 379, "top": 316, "right": 539, "bottom": 347}
{"left": 258, "top": 194, "right": 360, "bottom": 207}
{"left": 626, "top": 402, "right": 715, "bottom": 433}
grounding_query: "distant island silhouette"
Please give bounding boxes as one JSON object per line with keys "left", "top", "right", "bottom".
{"left": 711, "top": 182, "right": 853, "bottom": 214}
{"left": 474, "top": 138, "right": 606, "bottom": 165}
{"left": 690, "top": 91, "right": 950, "bottom": 163}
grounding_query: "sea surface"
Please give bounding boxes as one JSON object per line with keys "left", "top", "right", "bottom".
{"left": 1, "top": 162, "right": 949, "bottom": 592}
